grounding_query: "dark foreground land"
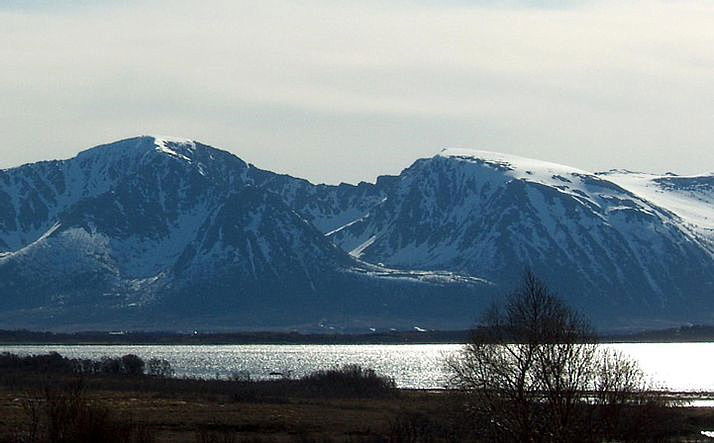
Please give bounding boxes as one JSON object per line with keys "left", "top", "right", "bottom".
{"left": 1, "top": 354, "right": 714, "bottom": 442}
{"left": 2, "top": 379, "right": 714, "bottom": 442}
{"left": 0, "top": 384, "right": 450, "bottom": 442}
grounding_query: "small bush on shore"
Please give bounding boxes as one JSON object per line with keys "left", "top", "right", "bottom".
{"left": 299, "top": 364, "right": 397, "bottom": 398}
{"left": 0, "top": 352, "right": 76, "bottom": 374}
{"left": 147, "top": 357, "right": 175, "bottom": 377}
{"left": 0, "top": 352, "right": 173, "bottom": 378}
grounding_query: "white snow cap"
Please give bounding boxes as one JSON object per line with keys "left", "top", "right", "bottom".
{"left": 149, "top": 135, "right": 196, "bottom": 162}
{"left": 149, "top": 135, "right": 195, "bottom": 146}
{"left": 437, "top": 148, "right": 590, "bottom": 176}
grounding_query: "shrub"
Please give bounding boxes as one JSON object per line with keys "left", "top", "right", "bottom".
{"left": 0, "top": 351, "right": 76, "bottom": 374}
{"left": 228, "top": 370, "right": 250, "bottom": 382}
{"left": 99, "top": 356, "right": 123, "bottom": 375}
{"left": 121, "top": 354, "right": 145, "bottom": 376}
{"left": 147, "top": 358, "right": 174, "bottom": 377}
{"left": 98, "top": 355, "right": 146, "bottom": 376}
{"left": 299, "top": 364, "right": 397, "bottom": 398}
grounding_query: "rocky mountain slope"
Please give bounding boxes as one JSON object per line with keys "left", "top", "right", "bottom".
{"left": 1, "top": 137, "right": 712, "bottom": 330}
{"left": 0, "top": 137, "right": 487, "bottom": 331}
{"left": 328, "top": 150, "right": 714, "bottom": 325}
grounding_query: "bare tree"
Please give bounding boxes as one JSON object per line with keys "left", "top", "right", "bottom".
{"left": 447, "top": 271, "right": 653, "bottom": 442}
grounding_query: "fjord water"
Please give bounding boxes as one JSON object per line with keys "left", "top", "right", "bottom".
{"left": 0, "top": 343, "right": 711, "bottom": 391}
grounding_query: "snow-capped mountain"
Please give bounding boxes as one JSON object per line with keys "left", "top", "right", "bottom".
{"left": 1, "top": 137, "right": 713, "bottom": 329}
{"left": 0, "top": 136, "right": 487, "bottom": 330}
{"left": 328, "top": 149, "right": 714, "bottom": 325}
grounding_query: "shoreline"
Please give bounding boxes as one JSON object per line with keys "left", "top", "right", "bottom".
{"left": 4, "top": 325, "right": 714, "bottom": 345}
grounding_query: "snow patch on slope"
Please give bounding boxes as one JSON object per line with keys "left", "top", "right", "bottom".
{"left": 602, "top": 170, "right": 714, "bottom": 234}
{"left": 151, "top": 135, "right": 196, "bottom": 162}
{"left": 437, "top": 148, "right": 625, "bottom": 213}
{"left": 349, "top": 235, "right": 376, "bottom": 257}
{"left": 349, "top": 261, "right": 492, "bottom": 286}
{"left": 110, "top": 205, "right": 211, "bottom": 278}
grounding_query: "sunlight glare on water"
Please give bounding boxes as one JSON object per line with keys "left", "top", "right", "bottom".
{"left": 0, "top": 344, "right": 461, "bottom": 389}
{"left": 607, "top": 343, "right": 714, "bottom": 392}
{"left": 2, "top": 342, "right": 714, "bottom": 391}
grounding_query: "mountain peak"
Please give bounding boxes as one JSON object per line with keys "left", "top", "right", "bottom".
{"left": 150, "top": 135, "right": 197, "bottom": 162}
{"left": 74, "top": 135, "right": 210, "bottom": 168}
{"left": 149, "top": 134, "right": 195, "bottom": 145}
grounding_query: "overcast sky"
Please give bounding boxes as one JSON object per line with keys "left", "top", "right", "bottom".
{"left": 2, "top": 0, "right": 713, "bottom": 184}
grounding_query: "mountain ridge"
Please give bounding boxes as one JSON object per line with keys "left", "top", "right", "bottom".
{"left": 0, "top": 136, "right": 490, "bottom": 331}
{"left": 1, "top": 136, "right": 713, "bottom": 330}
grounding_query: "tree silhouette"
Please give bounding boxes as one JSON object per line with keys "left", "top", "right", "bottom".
{"left": 447, "top": 271, "right": 656, "bottom": 442}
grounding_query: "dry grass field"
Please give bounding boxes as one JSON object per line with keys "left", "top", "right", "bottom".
{"left": 0, "top": 384, "right": 470, "bottom": 442}
{"left": 3, "top": 384, "right": 714, "bottom": 442}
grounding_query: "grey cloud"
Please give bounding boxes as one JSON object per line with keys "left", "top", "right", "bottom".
{"left": 1, "top": 0, "right": 713, "bottom": 184}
